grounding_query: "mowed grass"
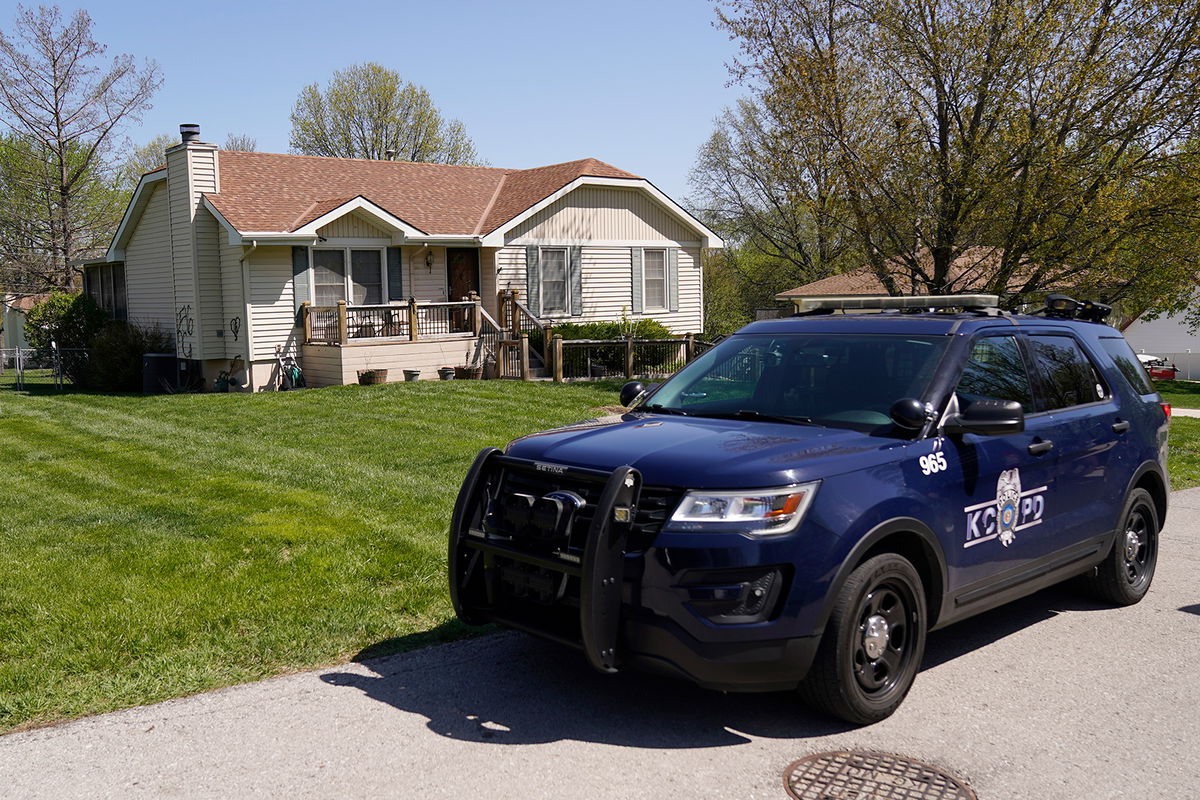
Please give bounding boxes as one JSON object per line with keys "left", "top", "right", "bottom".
{"left": 0, "top": 380, "right": 620, "bottom": 732}
{"left": 1155, "top": 378, "right": 1200, "bottom": 409}
{"left": 1, "top": 380, "right": 1197, "bottom": 734}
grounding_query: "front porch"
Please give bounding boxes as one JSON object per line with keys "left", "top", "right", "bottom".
{"left": 298, "top": 296, "right": 537, "bottom": 385}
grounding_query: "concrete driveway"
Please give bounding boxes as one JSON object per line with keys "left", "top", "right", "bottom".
{"left": 4, "top": 488, "right": 1199, "bottom": 800}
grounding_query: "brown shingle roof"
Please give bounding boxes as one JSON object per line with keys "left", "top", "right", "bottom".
{"left": 776, "top": 248, "right": 1028, "bottom": 298}
{"left": 203, "top": 152, "right": 641, "bottom": 236}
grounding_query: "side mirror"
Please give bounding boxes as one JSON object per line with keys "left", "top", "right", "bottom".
{"left": 889, "top": 397, "right": 928, "bottom": 429}
{"left": 619, "top": 380, "right": 646, "bottom": 408}
{"left": 943, "top": 398, "right": 1024, "bottom": 436}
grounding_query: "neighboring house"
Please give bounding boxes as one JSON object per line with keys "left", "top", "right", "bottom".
{"left": 1122, "top": 307, "right": 1200, "bottom": 380}
{"left": 1, "top": 294, "right": 42, "bottom": 352}
{"left": 84, "top": 124, "right": 722, "bottom": 390}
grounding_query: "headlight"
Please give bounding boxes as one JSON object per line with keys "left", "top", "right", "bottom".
{"left": 663, "top": 482, "right": 819, "bottom": 535}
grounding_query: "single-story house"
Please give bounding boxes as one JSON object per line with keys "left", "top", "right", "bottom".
{"left": 84, "top": 124, "right": 722, "bottom": 390}
{"left": 1, "top": 294, "right": 41, "bottom": 352}
{"left": 1121, "top": 306, "right": 1200, "bottom": 380}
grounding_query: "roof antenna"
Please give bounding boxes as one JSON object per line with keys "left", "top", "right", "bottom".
{"left": 384, "top": 149, "right": 396, "bottom": 161}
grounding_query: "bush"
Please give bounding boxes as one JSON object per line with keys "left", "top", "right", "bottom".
{"left": 87, "top": 322, "right": 173, "bottom": 391}
{"left": 23, "top": 292, "right": 109, "bottom": 385}
{"left": 551, "top": 318, "right": 673, "bottom": 341}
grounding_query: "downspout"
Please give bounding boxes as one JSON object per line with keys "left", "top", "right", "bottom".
{"left": 240, "top": 240, "right": 257, "bottom": 389}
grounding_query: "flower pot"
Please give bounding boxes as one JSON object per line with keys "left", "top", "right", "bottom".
{"left": 357, "top": 368, "right": 388, "bottom": 385}
{"left": 402, "top": 369, "right": 421, "bottom": 382}
{"left": 437, "top": 367, "right": 455, "bottom": 381}
{"left": 454, "top": 365, "right": 483, "bottom": 380}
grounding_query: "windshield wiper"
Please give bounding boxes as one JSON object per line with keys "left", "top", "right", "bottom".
{"left": 643, "top": 403, "right": 692, "bottom": 416}
{"left": 702, "top": 409, "right": 817, "bottom": 426}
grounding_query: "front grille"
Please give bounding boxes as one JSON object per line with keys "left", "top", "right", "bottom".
{"left": 483, "top": 465, "right": 681, "bottom": 555}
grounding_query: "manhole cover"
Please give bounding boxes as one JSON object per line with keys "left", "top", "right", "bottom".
{"left": 784, "top": 750, "right": 977, "bottom": 800}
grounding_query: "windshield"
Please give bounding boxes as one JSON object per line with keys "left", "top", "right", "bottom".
{"left": 645, "top": 333, "right": 950, "bottom": 432}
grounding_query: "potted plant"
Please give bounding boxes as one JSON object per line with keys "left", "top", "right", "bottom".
{"left": 437, "top": 366, "right": 456, "bottom": 380}
{"left": 357, "top": 368, "right": 388, "bottom": 385}
{"left": 402, "top": 369, "right": 421, "bottom": 381}
{"left": 454, "top": 364, "right": 483, "bottom": 380}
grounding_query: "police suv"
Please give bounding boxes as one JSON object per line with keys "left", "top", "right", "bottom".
{"left": 448, "top": 294, "right": 1170, "bottom": 723}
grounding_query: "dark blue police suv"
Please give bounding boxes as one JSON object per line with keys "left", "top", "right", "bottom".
{"left": 449, "top": 294, "right": 1170, "bottom": 723}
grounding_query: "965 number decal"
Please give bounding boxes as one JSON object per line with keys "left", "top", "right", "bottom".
{"left": 919, "top": 452, "right": 947, "bottom": 475}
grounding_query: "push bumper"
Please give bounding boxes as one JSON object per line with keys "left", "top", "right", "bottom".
{"left": 448, "top": 448, "right": 818, "bottom": 691}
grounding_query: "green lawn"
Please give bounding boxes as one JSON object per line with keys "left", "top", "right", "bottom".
{"left": 0, "top": 380, "right": 621, "bottom": 732}
{"left": 1154, "top": 378, "right": 1200, "bottom": 409}
{"left": 1, "top": 380, "right": 1197, "bottom": 734}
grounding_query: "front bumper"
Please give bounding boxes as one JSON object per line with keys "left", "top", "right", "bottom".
{"left": 448, "top": 448, "right": 819, "bottom": 691}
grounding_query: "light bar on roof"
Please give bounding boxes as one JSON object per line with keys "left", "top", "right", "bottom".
{"left": 795, "top": 294, "right": 1000, "bottom": 312}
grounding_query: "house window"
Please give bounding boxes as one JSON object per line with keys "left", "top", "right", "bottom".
{"left": 313, "top": 250, "right": 347, "bottom": 306}
{"left": 84, "top": 263, "right": 127, "bottom": 321}
{"left": 351, "top": 250, "right": 383, "bottom": 304}
{"left": 541, "top": 248, "right": 569, "bottom": 315}
{"left": 644, "top": 249, "right": 667, "bottom": 310}
{"left": 312, "top": 247, "right": 387, "bottom": 306}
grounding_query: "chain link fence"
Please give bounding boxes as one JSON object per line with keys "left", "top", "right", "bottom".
{"left": 0, "top": 347, "right": 88, "bottom": 391}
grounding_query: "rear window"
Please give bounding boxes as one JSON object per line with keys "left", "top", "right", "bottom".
{"left": 1029, "top": 335, "right": 1108, "bottom": 409}
{"left": 1098, "top": 337, "right": 1156, "bottom": 395}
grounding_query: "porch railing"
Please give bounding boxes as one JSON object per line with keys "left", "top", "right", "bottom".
{"left": 303, "top": 299, "right": 479, "bottom": 345}
{"left": 549, "top": 334, "right": 702, "bottom": 382}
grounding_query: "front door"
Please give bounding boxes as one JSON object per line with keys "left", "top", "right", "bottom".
{"left": 447, "top": 248, "right": 480, "bottom": 301}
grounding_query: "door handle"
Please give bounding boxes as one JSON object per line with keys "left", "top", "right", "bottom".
{"left": 1028, "top": 440, "right": 1054, "bottom": 456}
{"left": 1112, "top": 420, "right": 1131, "bottom": 433}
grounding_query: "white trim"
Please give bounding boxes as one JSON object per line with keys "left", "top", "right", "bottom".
{"left": 294, "top": 196, "right": 425, "bottom": 240}
{"left": 505, "top": 238, "right": 704, "bottom": 248}
{"left": 479, "top": 177, "right": 724, "bottom": 249}
{"left": 200, "top": 196, "right": 247, "bottom": 246}
{"left": 642, "top": 247, "right": 669, "bottom": 312}
{"left": 106, "top": 170, "right": 167, "bottom": 261}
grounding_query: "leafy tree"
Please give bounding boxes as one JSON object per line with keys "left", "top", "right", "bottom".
{"left": 289, "top": 62, "right": 481, "bottom": 164}
{"left": 713, "top": 0, "right": 1200, "bottom": 311}
{"left": 120, "top": 132, "right": 175, "bottom": 189}
{"left": 0, "top": 5, "right": 161, "bottom": 291}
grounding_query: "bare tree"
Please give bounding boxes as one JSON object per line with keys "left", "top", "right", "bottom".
{"left": 223, "top": 133, "right": 257, "bottom": 152}
{"left": 715, "top": 0, "right": 1200, "bottom": 310}
{"left": 0, "top": 5, "right": 161, "bottom": 291}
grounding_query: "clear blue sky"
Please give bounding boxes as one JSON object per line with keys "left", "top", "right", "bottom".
{"left": 62, "top": 0, "right": 746, "bottom": 201}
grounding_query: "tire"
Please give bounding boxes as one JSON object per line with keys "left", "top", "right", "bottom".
{"left": 799, "top": 553, "right": 927, "bottom": 725}
{"left": 1083, "top": 487, "right": 1158, "bottom": 605}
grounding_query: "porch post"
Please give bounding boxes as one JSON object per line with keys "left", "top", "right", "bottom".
{"left": 302, "top": 301, "right": 312, "bottom": 344}
{"left": 553, "top": 334, "right": 563, "bottom": 383}
{"left": 520, "top": 333, "right": 530, "bottom": 381}
{"left": 685, "top": 332, "right": 695, "bottom": 362}
{"left": 470, "top": 292, "right": 482, "bottom": 337}
{"left": 336, "top": 301, "right": 348, "bottom": 345}
{"left": 624, "top": 335, "right": 634, "bottom": 380}
{"left": 509, "top": 290, "right": 520, "bottom": 338}
{"left": 408, "top": 297, "right": 419, "bottom": 341}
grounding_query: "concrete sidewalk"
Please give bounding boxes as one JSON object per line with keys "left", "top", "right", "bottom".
{"left": 3, "top": 489, "right": 1199, "bottom": 800}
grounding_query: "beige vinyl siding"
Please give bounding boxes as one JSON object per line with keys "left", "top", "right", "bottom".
{"left": 495, "top": 246, "right": 702, "bottom": 334}
{"left": 316, "top": 213, "right": 393, "bottom": 239}
{"left": 164, "top": 144, "right": 219, "bottom": 359}
{"left": 408, "top": 246, "right": 447, "bottom": 302}
{"left": 123, "top": 182, "right": 175, "bottom": 337}
{"left": 220, "top": 241, "right": 247, "bottom": 360}
{"left": 506, "top": 187, "right": 698, "bottom": 244}
{"left": 479, "top": 248, "right": 498, "bottom": 319}
{"left": 247, "top": 246, "right": 299, "bottom": 360}
{"left": 195, "top": 208, "right": 225, "bottom": 359}
{"left": 301, "top": 338, "right": 481, "bottom": 387}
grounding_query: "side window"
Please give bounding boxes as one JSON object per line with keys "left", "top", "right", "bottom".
{"left": 1029, "top": 335, "right": 1108, "bottom": 410}
{"left": 1097, "top": 337, "right": 1156, "bottom": 395}
{"left": 956, "top": 335, "right": 1035, "bottom": 412}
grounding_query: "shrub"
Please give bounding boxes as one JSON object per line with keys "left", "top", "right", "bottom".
{"left": 23, "top": 292, "right": 109, "bottom": 385}
{"left": 550, "top": 318, "right": 679, "bottom": 374}
{"left": 87, "top": 322, "right": 174, "bottom": 391}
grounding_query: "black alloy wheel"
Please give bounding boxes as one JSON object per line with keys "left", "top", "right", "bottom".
{"left": 1085, "top": 487, "right": 1159, "bottom": 605}
{"left": 799, "top": 553, "right": 927, "bottom": 725}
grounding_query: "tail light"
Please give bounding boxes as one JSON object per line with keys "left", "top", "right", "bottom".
{"left": 1162, "top": 403, "right": 1172, "bottom": 419}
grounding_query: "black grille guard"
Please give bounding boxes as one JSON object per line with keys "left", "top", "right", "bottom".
{"left": 448, "top": 447, "right": 642, "bottom": 673}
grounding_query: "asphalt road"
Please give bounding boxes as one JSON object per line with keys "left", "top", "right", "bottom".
{"left": 3, "top": 488, "right": 1199, "bottom": 800}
